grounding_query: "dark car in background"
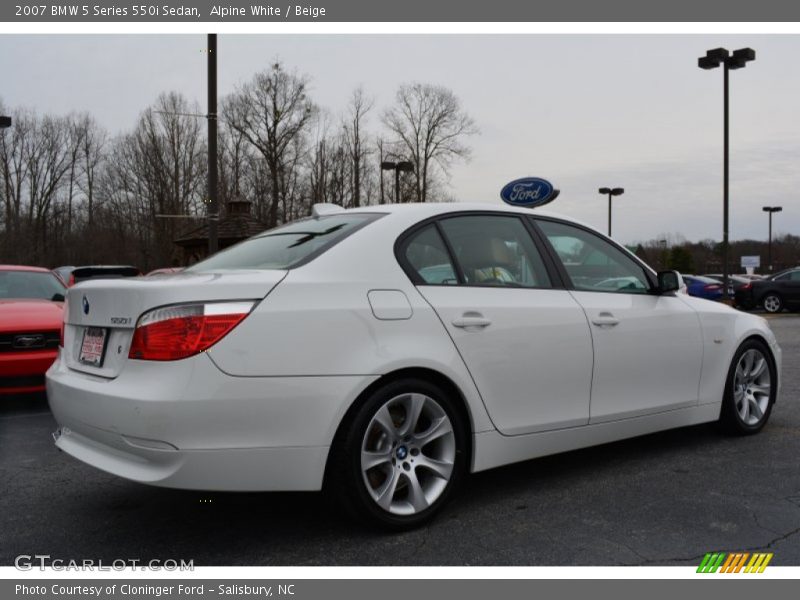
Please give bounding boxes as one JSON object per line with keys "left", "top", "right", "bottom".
{"left": 735, "top": 267, "right": 800, "bottom": 313}
{"left": 680, "top": 275, "right": 724, "bottom": 301}
{"left": 702, "top": 273, "right": 752, "bottom": 297}
{"left": 54, "top": 265, "right": 141, "bottom": 287}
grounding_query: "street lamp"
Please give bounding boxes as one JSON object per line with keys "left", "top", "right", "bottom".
{"left": 762, "top": 206, "right": 783, "bottom": 272}
{"left": 381, "top": 160, "right": 414, "bottom": 203}
{"left": 0, "top": 116, "right": 11, "bottom": 129}
{"left": 698, "top": 47, "right": 756, "bottom": 300}
{"left": 598, "top": 187, "right": 624, "bottom": 237}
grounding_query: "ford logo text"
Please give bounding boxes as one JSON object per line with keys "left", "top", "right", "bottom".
{"left": 500, "top": 177, "right": 558, "bottom": 208}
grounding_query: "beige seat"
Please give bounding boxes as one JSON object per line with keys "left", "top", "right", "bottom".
{"left": 459, "top": 237, "right": 516, "bottom": 285}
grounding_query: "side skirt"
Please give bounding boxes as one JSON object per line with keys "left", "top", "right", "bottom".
{"left": 472, "top": 402, "right": 721, "bottom": 473}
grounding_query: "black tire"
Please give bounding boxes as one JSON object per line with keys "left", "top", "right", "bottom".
{"left": 762, "top": 293, "right": 784, "bottom": 314}
{"left": 718, "top": 339, "right": 777, "bottom": 435}
{"left": 327, "top": 378, "right": 468, "bottom": 531}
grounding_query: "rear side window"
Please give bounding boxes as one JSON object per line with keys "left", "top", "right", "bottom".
{"left": 402, "top": 225, "right": 459, "bottom": 285}
{"left": 186, "top": 214, "right": 381, "bottom": 271}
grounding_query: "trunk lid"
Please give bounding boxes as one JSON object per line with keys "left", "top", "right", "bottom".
{"left": 63, "top": 269, "right": 287, "bottom": 378}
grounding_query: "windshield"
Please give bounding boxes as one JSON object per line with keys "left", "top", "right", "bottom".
{"left": 186, "top": 213, "right": 382, "bottom": 272}
{"left": 0, "top": 270, "right": 66, "bottom": 301}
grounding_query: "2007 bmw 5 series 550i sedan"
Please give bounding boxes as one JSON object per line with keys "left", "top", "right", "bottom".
{"left": 47, "top": 202, "right": 782, "bottom": 529}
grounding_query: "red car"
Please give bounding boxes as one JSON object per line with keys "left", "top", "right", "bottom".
{"left": 0, "top": 266, "right": 66, "bottom": 394}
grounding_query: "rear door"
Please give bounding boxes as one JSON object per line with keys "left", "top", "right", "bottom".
{"left": 533, "top": 218, "right": 703, "bottom": 423}
{"left": 399, "top": 213, "right": 594, "bottom": 435}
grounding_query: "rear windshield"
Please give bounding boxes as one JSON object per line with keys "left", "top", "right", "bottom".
{"left": 186, "top": 213, "right": 382, "bottom": 272}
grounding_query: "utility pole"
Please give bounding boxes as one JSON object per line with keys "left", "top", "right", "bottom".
{"left": 207, "top": 33, "right": 219, "bottom": 255}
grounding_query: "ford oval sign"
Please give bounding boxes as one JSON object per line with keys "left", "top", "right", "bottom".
{"left": 500, "top": 177, "right": 559, "bottom": 208}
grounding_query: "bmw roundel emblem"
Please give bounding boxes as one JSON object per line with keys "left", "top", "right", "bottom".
{"left": 82, "top": 295, "right": 90, "bottom": 315}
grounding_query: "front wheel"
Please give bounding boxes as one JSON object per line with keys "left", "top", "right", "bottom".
{"left": 719, "top": 340, "right": 776, "bottom": 435}
{"left": 328, "top": 378, "right": 467, "bottom": 530}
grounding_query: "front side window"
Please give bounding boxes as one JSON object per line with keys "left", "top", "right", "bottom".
{"left": 536, "top": 220, "right": 651, "bottom": 294}
{"left": 438, "top": 215, "right": 552, "bottom": 288}
{"left": 187, "top": 213, "right": 381, "bottom": 271}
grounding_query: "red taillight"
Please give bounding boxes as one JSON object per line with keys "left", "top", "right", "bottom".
{"left": 742, "top": 282, "right": 752, "bottom": 290}
{"left": 704, "top": 284, "right": 722, "bottom": 291}
{"left": 128, "top": 302, "right": 254, "bottom": 361}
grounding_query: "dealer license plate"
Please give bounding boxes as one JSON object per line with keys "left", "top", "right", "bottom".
{"left": 79, "top": 327, "right": 107, "bottom": 367}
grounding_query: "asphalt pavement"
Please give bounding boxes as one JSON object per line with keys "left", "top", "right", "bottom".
{"left": 1, "top": 316, "right": 798, "bottom": 566}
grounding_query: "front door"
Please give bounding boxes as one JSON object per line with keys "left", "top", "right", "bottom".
{"left": 535, "top": 218, "right": 703, "bottom": 423}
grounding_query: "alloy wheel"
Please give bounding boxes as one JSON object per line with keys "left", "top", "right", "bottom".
{"left": 360, "top": 392, "right": 456, "bottom": 516}
{"left": 733, "top": 348, "right": 772, "bottom": 426}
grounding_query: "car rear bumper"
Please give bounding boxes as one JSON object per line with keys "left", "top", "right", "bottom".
{"left": 46, "top": 352, "right": 378, "bottom": 491}
{"left": 0, "top": 349, "right": 58, "bottom": 394}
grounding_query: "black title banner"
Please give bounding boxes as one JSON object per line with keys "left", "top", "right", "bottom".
{"left": 4, "top": 0, "right": 800, "bottom": 22}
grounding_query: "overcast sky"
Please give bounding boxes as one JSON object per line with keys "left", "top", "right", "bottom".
{"left": 1, "top": 34, "right": 798, "bottom": 245}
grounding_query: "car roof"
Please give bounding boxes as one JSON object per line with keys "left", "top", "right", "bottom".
{"left": 770, "top": 267, "right": 800, "bottom": 278}
{"left": 0, "top": 265, "right": 53, "bottom": 273}
{"left": 343, "top": 201, "right": 598, "bottom": 230}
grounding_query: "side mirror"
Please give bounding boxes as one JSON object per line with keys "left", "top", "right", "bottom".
{"left": 51, "top": 293, "right": 65, "bottom": 302}
{"left": 657, "top": 270, "right": 681, "bottom": 294}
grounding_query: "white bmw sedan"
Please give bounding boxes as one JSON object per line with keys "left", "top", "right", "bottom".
{"left": 47, "top": 203, "right": 781, "bottom": 529}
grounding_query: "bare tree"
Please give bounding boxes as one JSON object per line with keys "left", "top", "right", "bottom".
{"left": 77, "top": 114, "right": 107, "bottom": 231}
{"left": 99, "top": 93, "right": 206, "bottom": 268}
{"left": 382, "top": 83, "right": 478, "bottom": 203}
{"left": 224, "top": 62, "right": 317, "bottom": 227}
{"left": 23, "top": 114, "right": 74, "bottom": 262}
{"left": 0, "top": 106, "right": 32, "bottom": 258}
{"left": 342, "top": 87, "right": 374, "bottom": 208}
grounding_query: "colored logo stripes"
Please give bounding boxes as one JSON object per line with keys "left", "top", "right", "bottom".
{"left": 697, "top": 552, "right": 773, "bottom": 573}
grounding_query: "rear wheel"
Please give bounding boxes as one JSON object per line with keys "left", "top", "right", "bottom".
{"left": 762, "top": 293, "right": 783, "bottom": 313}
{"left": 329, "top": 378, "right": 467, "bottom": 530}
{"left": 719, "top": 340, "right": 776, "bottom": 435}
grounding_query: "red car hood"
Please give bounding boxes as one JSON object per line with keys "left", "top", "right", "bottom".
{"left": 0, "top": 299, "right": 64, "bottom": 333}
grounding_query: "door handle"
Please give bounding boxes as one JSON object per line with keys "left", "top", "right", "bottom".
{"left": 591, "top": 312, "right": 619, "bottom": 327}
{"left": 452, "top": 314, "right": 492, "bottom": 329}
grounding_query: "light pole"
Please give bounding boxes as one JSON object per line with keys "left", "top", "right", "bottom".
{"left": 698, "top": 47, "right": 756, "bottom": 301}
{"left": 381, "top": 160, "right": 414, "bottom": 203}
{"left": 762, "top": 206, "right": 782, "bottom": 272}
{"left": 598, "top": 187, "right": 624, "bottom": 237}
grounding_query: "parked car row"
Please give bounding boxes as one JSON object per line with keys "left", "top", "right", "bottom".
{"left": 1, "top": 263, "right": 182, "bottom": 394}
{"left": 734, "top": 267, "right": 800, "bottom": 313}
{"left": 676, "top": 270, "right": 800, "bottom": 314}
